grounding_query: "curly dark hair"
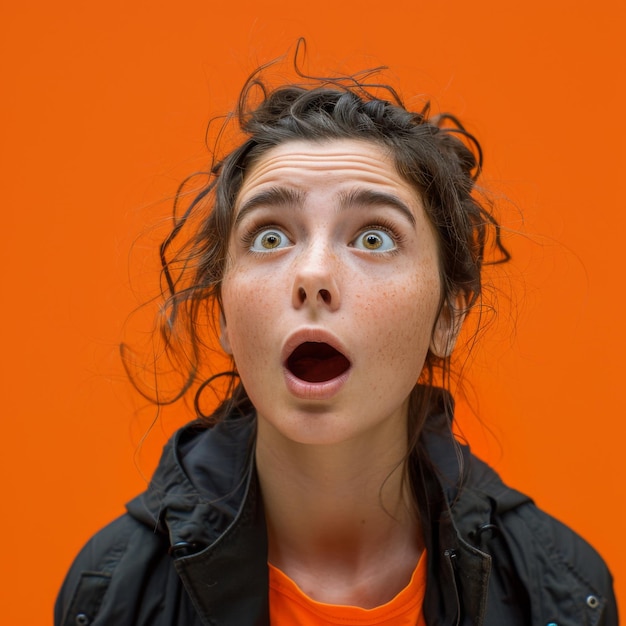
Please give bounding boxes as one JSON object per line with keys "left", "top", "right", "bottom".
{"left": 122, "top": 44, "right": 509, "bottom": 456}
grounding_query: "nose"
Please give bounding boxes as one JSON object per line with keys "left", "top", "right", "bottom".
{"left": 291, "top": 245, "right": 341, "bottom": 312}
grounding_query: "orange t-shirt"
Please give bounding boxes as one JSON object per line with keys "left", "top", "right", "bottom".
{"left": 268, "top": 551, "right": 428, "bottom": 625}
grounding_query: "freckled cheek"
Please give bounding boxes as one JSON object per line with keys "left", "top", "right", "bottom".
{"left": 221, "top": 281, "right": 274, "bottom": 363}
{"left": 361, "top": 281, "right": 440, "bottom": 367}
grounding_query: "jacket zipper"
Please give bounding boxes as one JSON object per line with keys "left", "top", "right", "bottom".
{"left": 443, "top": 549, "right": 462, "bottom": 626}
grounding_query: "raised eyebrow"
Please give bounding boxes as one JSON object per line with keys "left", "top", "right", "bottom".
{"left": 338, "top": 189, "right": 417, "bottom": 226}
{"left": 234, "top": 187, "right": 306, "bottom": 225}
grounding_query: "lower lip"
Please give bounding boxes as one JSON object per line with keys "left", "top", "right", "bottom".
{"left": 283, "top": 367, "right": 351, "bottom": 400}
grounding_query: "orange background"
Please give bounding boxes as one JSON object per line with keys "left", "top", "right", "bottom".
{"left": 1, "top": 1, "right": 624, "bottom": 623}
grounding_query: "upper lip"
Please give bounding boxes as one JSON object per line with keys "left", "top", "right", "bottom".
{"left": 281, "top": 328, "right": 351, "bottom": 367}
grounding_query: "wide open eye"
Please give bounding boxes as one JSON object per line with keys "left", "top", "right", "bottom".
{"left": 352, "top": 229, "right": 396, "bottom": 252}
{"left": 250, "top": 228, "right": 291, "bottom": 252}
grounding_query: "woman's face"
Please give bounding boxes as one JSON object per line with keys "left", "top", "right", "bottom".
{"left": 220, "top": 139, "right": 452, "bottom": 448}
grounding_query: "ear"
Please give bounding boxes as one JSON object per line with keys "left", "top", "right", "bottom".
{"left": 429, "top": 293, "right": 467, "bottom": 358}
{"left": 218, "top": 312, "right": 233, "bottom": 355}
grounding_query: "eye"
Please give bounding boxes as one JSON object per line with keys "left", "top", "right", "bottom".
{"left": 352, "top": 228, "right": 396, "bottom": 252}
{"left": 250, "top": 228, "right": 291, "bottom": 252}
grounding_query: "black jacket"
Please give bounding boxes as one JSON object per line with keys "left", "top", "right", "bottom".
{"left": 55, "top": 403, "right": 618, "bottom": 625}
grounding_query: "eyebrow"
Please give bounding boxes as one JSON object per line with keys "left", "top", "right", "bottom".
{"left": 235, "top": 187, "right": 306, "bottom": 225}
{"left": 337, "top": 188, "right": 417, "bottom": 226}
{"left": 234, "top": 186, "right": 417, "bottom": 226}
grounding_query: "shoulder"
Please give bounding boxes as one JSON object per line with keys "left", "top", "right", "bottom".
{"left": 54, "top": 514, "right": 167, "bottom": 626}
{"left": 463, "top": 455, "right": 618, "bottom": 625}
{"left": 54, "top": 416, "right": 256, "bottom": 626}
{"left": 54, "top": 511, "right": 201, "bottom": 626}
{"left": 503, "top": 500, "right": 615, "bottom": 604}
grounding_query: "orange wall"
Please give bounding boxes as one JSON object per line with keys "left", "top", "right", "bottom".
{"left": 1, "top": 1, "right": 624, "bottom": 622}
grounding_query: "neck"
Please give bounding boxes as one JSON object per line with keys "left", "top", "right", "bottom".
{"left": 256, "top": 422, "right": 423, "bottom": 607}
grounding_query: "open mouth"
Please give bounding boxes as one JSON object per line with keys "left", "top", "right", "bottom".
{"left": 286, "top": 342, "right": 351, "bottom": 383}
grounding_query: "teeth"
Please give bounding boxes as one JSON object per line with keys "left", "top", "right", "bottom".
{"left": 287, "top": 342, "right": 350, "bottom": 383}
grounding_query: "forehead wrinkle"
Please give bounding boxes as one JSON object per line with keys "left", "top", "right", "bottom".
{"left": 337, "top": 188, "right": 417, "bottom": 226}
{"left": 235, "top": 186, "right": 307, "bottom": 225}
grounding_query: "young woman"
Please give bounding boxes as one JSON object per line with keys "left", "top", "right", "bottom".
{"left": 55, "top": 56, "right": 618, "bottom": 625}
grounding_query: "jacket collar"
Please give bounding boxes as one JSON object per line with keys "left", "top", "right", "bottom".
{"left": 417, "top": 393, "right": 531, "bottom": 625}
{"left": 127, "top": 415, "right": 269, "bottom": 626}
{"left": 171, "top": 468, "right": 269, "bottom": 626}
